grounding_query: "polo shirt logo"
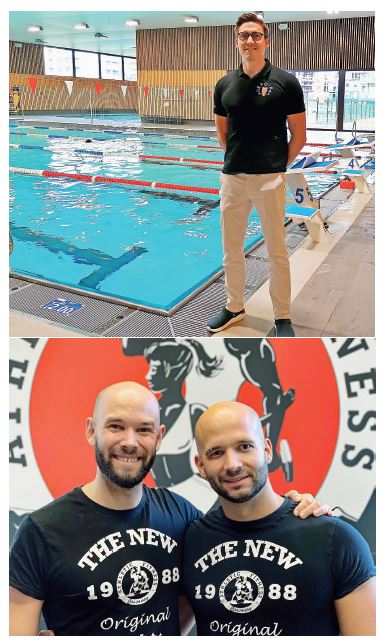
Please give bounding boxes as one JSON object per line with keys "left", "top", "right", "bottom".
{"left": 256, "top": 82, "right": 273, "bottom": 96}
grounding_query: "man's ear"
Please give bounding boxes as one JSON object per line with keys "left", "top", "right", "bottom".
{"left": 156, "top": 425, "right": 166, "bottom": 452}
{"left": 86, "top": 417, "right": 96, "bottom": 446}
{"left": 264, "top": 437, "right": 273, "bottom": 464}
{"left": 194, "top": 454, "right": 207, "bottom": 480}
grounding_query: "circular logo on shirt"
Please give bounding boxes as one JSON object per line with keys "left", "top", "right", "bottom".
{"left": 9, "top": 338, "right": 375, "bottom": 536}
{"left": 116, "top": 560, "right": 158, "bottom": 605}
{"left": 219, "top": 570, "right": 264, "bottom": 613}
{"left": 256, "top": 82, "right": 273, "bottom": 96}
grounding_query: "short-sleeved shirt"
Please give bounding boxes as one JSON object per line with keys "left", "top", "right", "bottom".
{"left": 183, "top": 498, "right": 375, "bottom": 636}
{"left": 214, "top": 60, "right": 306, "bottom": 174}
{"left": 10, "top": 485, "right": 201, "bottom": 635}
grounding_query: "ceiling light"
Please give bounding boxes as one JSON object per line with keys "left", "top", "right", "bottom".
{"left": 184, "top": 16, "right": 199, "bottom": 24}
{"left": 27, "top": 25, "right": 43, "bottom": 32}
{"left": 124, "top": 19, "right": 140, "bottom": 26}
{"left": 73, "top": 23, "right": 89, "bottom": 30}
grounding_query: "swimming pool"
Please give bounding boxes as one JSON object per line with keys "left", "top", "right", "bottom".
{"left": 9, "top": 122, "right": 339, "bottom": 312}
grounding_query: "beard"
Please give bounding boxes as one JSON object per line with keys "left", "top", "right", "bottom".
{"left": 205, "top": 459, "right": 269, "bottom": 504}
{"left": 95, "top": 442, "right": 156, "bottom": 489}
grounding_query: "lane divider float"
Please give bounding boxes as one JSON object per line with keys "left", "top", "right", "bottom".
{"left": 9, "top": 166, "right": 220, "bottom": 195}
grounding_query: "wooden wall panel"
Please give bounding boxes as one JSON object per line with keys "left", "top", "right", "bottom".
{"left": 10, "top": 41, "right": 44, "bottom": 75}
{"left": 138, "top": 70, "right": 226, "bottom": 87}
{"left": 137, "top": 16, "right": 374, "bottom": 120}
{"left": 9, "top": 74, "right": 138, "bottom": 112}
{"left": 339, "top": 16, "right": 375, "bottom": 70}
{"left": 137, "top": 26, "right": 237, "bottom": 70}
{"left": 268, "top": 20, "right": 341, "bottom": 70}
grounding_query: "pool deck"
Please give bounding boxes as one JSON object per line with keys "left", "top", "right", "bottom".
{"left": 9, "top": 123, "right": 375, "bottom": 339}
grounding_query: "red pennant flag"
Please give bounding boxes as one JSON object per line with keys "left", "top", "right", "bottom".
{"left": 95, "top": 81, "right": 103, "bottom": 96}
{"left": 144, "top": 86, "right": 149, "bottom": 97}
{"left": 179, "top": 88, "right": 184, "bottom": 98}
{"left": 28, "top": 77, "right": 38, "bottom": 94}
{"left": 208, "top": 90, "right": 212, "bottom": 98}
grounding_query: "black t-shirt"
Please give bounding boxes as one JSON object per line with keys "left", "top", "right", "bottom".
{"left": 183, "top": 498, "right": 375, "bottom": 636}
{"left": 214, "top": 60, "right": 306, "bottom": 174}
{"left": 10, "top": 485, "right": 201, "bottom": 635}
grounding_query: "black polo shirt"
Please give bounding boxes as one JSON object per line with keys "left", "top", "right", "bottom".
{"left": 214, "top": 60, "right": 305, "bottom": 174}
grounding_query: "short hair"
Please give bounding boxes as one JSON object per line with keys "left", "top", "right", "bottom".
{"left": 234, "top": 13, "right": 269, "bottom": 39}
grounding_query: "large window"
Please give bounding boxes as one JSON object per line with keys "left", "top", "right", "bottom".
{"left": 344, "top": 71, "right": 375, "bottom": 130}
{"left": 124, "top": 57, "right": 137, "bottom": 81}
{"left": 43, "top": 47, "right": 73, "bottom": 76}
{"left": 100, "top": 54, "right": 122, "bottom": 80}
{"left": 74, "top": 51, "right": 99, "bottom": 79}
{"left": 290, "top": 71, "right": 339, "bottom": 129}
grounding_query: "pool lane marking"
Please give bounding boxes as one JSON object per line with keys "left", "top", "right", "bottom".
{"left": 10, "top": 224, "right": 149, "bottom": 288}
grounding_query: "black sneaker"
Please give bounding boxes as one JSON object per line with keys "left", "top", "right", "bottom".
{"left": 207, "top": 307, "right": 246, "bottom": 333}
{"left": 274, "top": 319, "right": 295, "bottom": 337}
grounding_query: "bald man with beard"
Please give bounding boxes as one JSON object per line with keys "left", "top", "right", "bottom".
{"left": 9, "top": 382, "right": 200, "bottom": 636}
{"left": 182, "top": 401, "right": 376, "bottom": 636}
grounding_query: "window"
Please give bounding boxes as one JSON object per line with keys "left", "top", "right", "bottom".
{"left": 100, "top": 54, "right": 122, "bottom": 80}
{"left": 43, "top": 47, "right": 73, "bottom": 76}
{"left": 123, "top": 57, "right": 137, "bottom": 81}
{"left": 344, "top": 71, "right": 375, "bottom": 130}
{"left": 290, "top": 70, "right": 339, "bottom": 129}
{"left": 74, "top": 51, "right": 99, "bottom": 79}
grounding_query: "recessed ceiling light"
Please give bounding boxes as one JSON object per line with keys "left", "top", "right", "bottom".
{"left": 124, "top": 19, "right": 140, "bottom": 26}
{"left": 27, "top": 25, "right": 43, "bottom": 32}
{"left": 184, "top": 16, "right": 199, "bottom": 24}
{"left": 73, "top": 23, "right": 89, "bottom": 30}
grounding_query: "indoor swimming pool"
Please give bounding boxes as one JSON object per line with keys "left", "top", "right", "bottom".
{"left": 9, "top": 121, "right": 341, "bottom": 312}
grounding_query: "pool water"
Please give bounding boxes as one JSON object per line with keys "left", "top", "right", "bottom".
{"left": 9, "top": 123, "right": 339, "bottom": 311}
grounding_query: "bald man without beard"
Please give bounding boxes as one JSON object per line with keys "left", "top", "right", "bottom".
{"left": 183, "top": 401, "right": 376, "bottom": 636}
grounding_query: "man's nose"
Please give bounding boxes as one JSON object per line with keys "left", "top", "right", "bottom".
{"left": 224, "top": 450, "right": 242, "bottom": 471}
{"left": 119, "top": 429, "right": 139, "bottom": 449}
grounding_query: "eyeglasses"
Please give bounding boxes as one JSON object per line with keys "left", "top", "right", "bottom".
{"left": 237, "top": 31, "right": 265, "bottom": 42}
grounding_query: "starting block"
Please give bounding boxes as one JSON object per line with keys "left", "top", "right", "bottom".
{"left": 342, "top": 169, "right": 370, "bottom": 194}
{"left": 285, "top": 203, "right": 330, "bottom": 243}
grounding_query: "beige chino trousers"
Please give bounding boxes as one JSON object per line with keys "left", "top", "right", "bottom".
{"left": 220, "top": 172, "right": 290, "bottom": 319}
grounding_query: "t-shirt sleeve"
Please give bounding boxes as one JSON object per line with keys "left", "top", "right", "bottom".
{"left": 9, "top": 515, "right": 51, "bottom": 600}
{"left": 331, "top": 518, "right": 376, "bottom": 600}
{"left": 213, "top": 79, "right": 227, "bottom": 117}
{"left": 285, "top": 74, "right": 306, "bottom": 115}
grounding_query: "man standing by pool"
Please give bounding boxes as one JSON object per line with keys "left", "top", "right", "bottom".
{"left": 207, "top": 13, "right": 307, "bottom": 336}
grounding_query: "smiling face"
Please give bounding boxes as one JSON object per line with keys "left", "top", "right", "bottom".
{"left": 86, "top": 382, "right": 165, "bottom": 489}
{"left": 195, "top": 402, "right": 272, "bottom": 504}
{"left": 236, "top": 21, "right": 269, "bottom": 65}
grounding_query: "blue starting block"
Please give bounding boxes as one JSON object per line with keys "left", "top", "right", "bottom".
{"left": 341, "top": 169, "right": 370, "bottom": 193}
{"left": 285, "top": 203, "right": 330, "bottom": 243}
